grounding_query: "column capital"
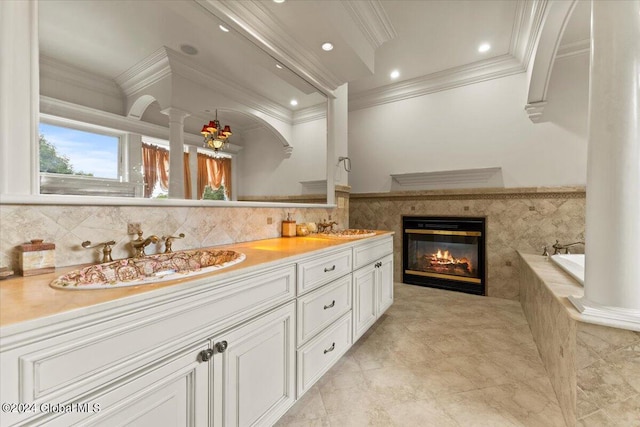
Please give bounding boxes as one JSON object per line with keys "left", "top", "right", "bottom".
{"left": 160, "top": 107, "right": 191, "bottom": 123}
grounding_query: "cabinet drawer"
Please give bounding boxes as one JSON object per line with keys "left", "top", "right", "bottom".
{"left": 353, "top": 236, "right": 393, "bottom": 270}
{"left": 297, "top": 249, "right": 352, "bottom": 294}
{"left": 14, "top": 265, "right": 295, "bottom": 405}
{"left": 297, "top": 312, "right": 352, "bottom": 396}
{"left": 297, "top": 274, "right": 352, "bottom": 346}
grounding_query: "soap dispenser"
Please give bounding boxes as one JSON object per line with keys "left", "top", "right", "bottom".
{"left": 282, "top": 213, "right": 296, "bottom": 237}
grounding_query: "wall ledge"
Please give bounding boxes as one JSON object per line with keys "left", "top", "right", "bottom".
{"left": 350, "top": 186, "right": 586, "bottom": 201}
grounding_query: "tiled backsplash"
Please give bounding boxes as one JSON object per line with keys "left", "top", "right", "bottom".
{"left": 0, "top": 202, "right": 345, "bottom": 271}
{"left": 350, "top": 187, "right": 586, "bottom": 300}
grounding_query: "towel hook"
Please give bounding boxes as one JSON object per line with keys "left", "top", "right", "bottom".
{"left": 338, "top": 156, "right": 351, "bottom": 172}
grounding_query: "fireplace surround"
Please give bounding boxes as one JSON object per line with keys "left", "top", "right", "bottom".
{"left": 403, "top": 216, "right": 486, "bottom": 295}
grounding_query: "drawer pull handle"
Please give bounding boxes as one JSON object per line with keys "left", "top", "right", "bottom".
{"left": 324, "top": 342, "right": 336, "bottom": 354}
{"left": 324, "top": 300, "right": 336, "bottom": 310}
{"left": 324, "top": 265, "right": 336, "bottom": 272}
{"left": 199, "top": 349, "right": 214, "bottom": 362}
{"left": 215, "top": 341, "right": 228, "bottom": 353}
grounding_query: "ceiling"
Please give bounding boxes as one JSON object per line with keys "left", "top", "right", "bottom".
{"left": 39, "top": 0, "right": 589, "bottom": 126}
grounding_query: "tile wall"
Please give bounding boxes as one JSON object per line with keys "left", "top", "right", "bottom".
{"left": 519, "top": 252, "right": 640, "bottom": 426}
{"left": 0, "top": 189, "right": 349, "bottom": 271}
{"left": 350, "top": 187, "right": 586, "bottom": 300}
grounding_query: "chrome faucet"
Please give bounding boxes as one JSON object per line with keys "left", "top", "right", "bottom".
{"left": 162, "top": 233, "right": 185, "bottom": 253}
{"left": 131, "top": 231, "right": 159, "bottom": 257}
{"left": 552, "top": 240, "right": 585, "bottom": 255}
{"left": 82, "top": 240, "right": 116, "bottom": 263}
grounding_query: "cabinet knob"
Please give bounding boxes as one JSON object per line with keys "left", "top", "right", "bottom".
{"left": 324, "top": 300, "right": 336, "bottom": 310}
{"left": 324, "top": 265, "right": 336, "bottom": 272}
{"left": 215, "top": 341, "right": 228, "bottom": 353}
{"left": 324, "top": 342, "right": 336, "bottom": 354}
{"left": 199, "top": 349, "right": 214, "bottom": 362}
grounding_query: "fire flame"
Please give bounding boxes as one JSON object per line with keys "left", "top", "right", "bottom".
{"left": 431, "top": 249, "right": 472, "bottom": 273}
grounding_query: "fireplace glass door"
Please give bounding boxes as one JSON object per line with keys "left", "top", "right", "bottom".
{"left": 403, "top": 217, "right": 485, "bottom": 295}
{"left": 406, "top": 230, "right": 481, "bottom": 283}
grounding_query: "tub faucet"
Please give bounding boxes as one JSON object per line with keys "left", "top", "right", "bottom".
{"left": 552, "top": 240, "right": 585, "bottom": 255}
{"left": 131, "top": 231, "right": 159, "bottom": 257}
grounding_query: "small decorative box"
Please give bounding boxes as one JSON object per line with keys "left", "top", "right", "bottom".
{"left": 18, "top": 239, "right": 56, "bottom": 276}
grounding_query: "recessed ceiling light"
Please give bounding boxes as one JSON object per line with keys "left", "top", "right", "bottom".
{"left": 290, "top": 99, "right": 298, "bottom": 106}
{"left": 390, "top": 69, "right": 400, "bottom": 79}
{"left": 273, "top": 0, "right": 286, "bottom": 3}
{"left": 321, "top": 42, "right": 334, "bottom": 52}
{"left": 180, "top": 44, "right": 198, "bottom": 55}
{"left": 219, "top": 24, "right": 230, "bottom": 33}
{"left": 478, "top": 43, "right": 491, "bottom": 53}
{"left": 275, "top": 63, "right": 283, "bottom": 69}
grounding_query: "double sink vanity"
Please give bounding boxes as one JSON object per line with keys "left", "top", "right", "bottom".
{"left": 0, "top": 231, "right": 393, "bottom": 426}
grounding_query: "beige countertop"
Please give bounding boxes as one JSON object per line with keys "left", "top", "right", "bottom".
{"left": 1, "top": 232, "right": 393, "bottom": 329}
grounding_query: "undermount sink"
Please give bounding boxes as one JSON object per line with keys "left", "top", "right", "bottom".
{"left": 50, "top": 249, "right": 246, "bottom": 290}
{"left": 318, "top": 229, "right": 377, "bottom": 239}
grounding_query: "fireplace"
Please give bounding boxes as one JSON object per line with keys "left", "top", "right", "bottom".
{"left": 403, "top": 216, "right": 486, "bottom": 295}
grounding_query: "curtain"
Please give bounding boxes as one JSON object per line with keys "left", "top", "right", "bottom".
{"left": 141, "top": 143, "right": 169, "bottom": 197}
{"left": 142, "top": 143, "right": 231, "bottom": 199}
{"left": 196, "top": 153, "right": 232, "bottom": 199}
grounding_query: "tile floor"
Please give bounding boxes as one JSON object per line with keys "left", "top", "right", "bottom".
{"left": 277, "top": 283, "right": 566, "bottom": 427}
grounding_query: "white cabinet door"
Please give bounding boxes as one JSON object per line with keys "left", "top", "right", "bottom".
{"left": 377, "top": 254, "right": 394, "bottom": 315}
{"left": 353, "top": 263, "right": 378, "bottom": 342}
{"left": 213, "top": 302, "right": 296, "bottom": 427}
{"left": 40, "top": 342, "right": 210, "bottom": 427}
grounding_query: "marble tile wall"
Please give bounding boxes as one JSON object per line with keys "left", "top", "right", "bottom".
{"left": 576, "top": 323, "right": 640, "bottom": 425}
{"left": 349, "top": 187, "right": 586, "bottom": 300}
{"left": 519, "top": 252, "right": 640, "bottom": 427}
{"left": 0, "top": 200, "right": 346, "bottom": 271}
{"left": 519, "top": 253, "right": 577, "bottom": 426}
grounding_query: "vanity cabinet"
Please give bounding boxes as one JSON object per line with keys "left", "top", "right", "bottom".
{"left": 39, "top": 341, "right": 210, "bottom": 427}
{"left": 210, "top": 302, "right": 296, "bottom": 427}
{"left": 352, "top": 237, "right": 394, "bottom": 342}
{"left": 0, "top": 233, "right": 393, "bottom": 427}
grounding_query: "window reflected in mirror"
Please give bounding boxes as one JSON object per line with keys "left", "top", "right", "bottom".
{"left": 38, "top": 122, "right": 134, "bottom": 196}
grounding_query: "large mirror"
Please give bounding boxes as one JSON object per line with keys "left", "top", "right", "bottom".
{"left": 37, "top": 0, "right": 329, "bottom": 205}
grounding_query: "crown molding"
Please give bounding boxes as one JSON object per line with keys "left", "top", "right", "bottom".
{"left": 341, "top": 0, "right": 397, "bottom": 50}
{"left": 114, "top": 46, "right": 294, "bottom": 125}
{"left": 556, "top": 39, "right": 590, "bottom": 59}
{"left": 196, "top": 0, "right": 341, "bottom": 95}
{"left": 115, "top": 47, "right": 171, "bottom": 97}
{"left": 514, "top": 0, "right": 549, "bottom": 69}
{"left": 293, "top": 104, "right": 327, "bottom": 125}
{"left": 350, "top": 54, "right": 525, "bottom": 111}
{"left": 163, "top": 47, "right": 293, "bottom": 124}
{"left": 40, "top": 56, "right": 123, "bottom": 99}
{"left": 349, "top": 0, "right": 545, "bottom": 111}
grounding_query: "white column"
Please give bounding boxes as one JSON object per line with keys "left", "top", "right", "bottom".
{"left": 161, "top": 108, "right": 190, "bottom": 199}
{"left": 570, "top": 0, "right": 640, "bottom": 325}
{"left": 188, "top": 145, "right": 198, "bottom": 200}
{"left": 0, "top": 0, "right": 39, "bottom": 195}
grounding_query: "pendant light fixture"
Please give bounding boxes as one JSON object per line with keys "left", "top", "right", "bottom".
{"left": 201, "top": 110, "right": 232, "bottom": 152}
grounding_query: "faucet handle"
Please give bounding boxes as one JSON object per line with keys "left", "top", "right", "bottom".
{"left": 82, "top": 240, "right": 116, "bottom": 263}
{"left": 542, "top": 245, "right": 549, "bottom": 257}
{"left": 162, "top": 233, "right": 185, "bottom": 253}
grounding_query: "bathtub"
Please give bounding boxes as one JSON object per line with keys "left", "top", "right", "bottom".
{"left": 550, "top": 254, "right": 585, "bottom": 285}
